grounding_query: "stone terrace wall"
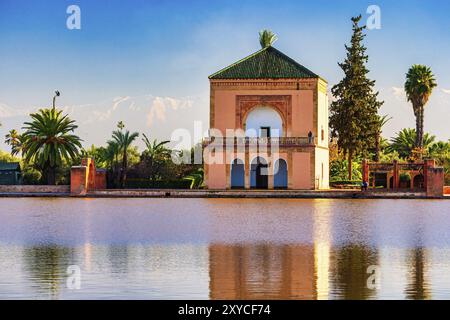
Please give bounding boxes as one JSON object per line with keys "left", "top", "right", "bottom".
{"left": 0, "top": 185, "right": 70, "bottom": 193}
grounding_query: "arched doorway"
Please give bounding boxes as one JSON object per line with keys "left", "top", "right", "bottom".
{"left": 413, "top": 174, "right": 424, "bottom": 189}
{"left": 274, "top": 159, "right": 288, "bottom": 189}
{"left": 231, "top": 159, "right": 245, "bottom": 189}
{"left": 251, "top": 157, "right": 268, "bottom": 189}
{"left": 399, "top": 173, "right": 411, "bottom": 189}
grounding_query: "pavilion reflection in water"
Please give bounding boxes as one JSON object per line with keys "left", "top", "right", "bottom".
{"left": 208, "top": 243, "right": 382, "bottom": 300}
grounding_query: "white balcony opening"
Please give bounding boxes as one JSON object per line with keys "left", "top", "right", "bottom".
{"left": 245, "top": 106, "right": 282, "bottom": 138}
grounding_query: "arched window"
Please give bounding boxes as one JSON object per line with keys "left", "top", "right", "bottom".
{"left": 274, "top": 159, "right": 288, "bottom": 189}
{"left": 231, "top": 159, "right": 245, "bottom": 189}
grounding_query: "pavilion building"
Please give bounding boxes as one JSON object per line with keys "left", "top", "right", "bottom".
{"left": 203, "top": 43, "right": 329, "bottom": 190}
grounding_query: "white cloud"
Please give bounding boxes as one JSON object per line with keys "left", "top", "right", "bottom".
{"left": 0, "top": 102, "right": 30, "bottom": 118}
{"left": 112, "top": 96, "right": 131, "bottom": 110}
{"left": 391, "top": 86, "right": 406, "bottom": 101}
{"left": 441, "top": 89, "right": 450, "bottom": 95}
{"left": 146, "top": 96, "right": 193, "bottom": 127}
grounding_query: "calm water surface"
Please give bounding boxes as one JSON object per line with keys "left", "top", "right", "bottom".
{"left": 0, "top": 198, "right": 449, "bottom": 300}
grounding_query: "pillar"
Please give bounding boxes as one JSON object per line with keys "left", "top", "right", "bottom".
{"left": 362, "top": 159, "right": 369, "bottom": 184}
{"left": 70, "top": 166, "right": 87, "bottom": 195}
{"left": 245, "top": 152, "right": 250, "bottom": 189}
{"left": 426, "top": 167, "right": 444, "bottom": 198}
{"left": 393, "top": 160, "right": 399, "bottom": 190}
{"left": 424, "top": 159, "right": 435, "bottom": 190}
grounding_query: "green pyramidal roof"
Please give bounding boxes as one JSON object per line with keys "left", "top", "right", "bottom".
{"left": 209, "top": 46, "right": 319, "bottom": 80}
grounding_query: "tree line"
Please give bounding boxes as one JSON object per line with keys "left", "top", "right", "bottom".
{"left": 329, "top": 15, "right": 449, "bottom": 184}
{"left": 2, "top": 96, "right": 201, "bottom": 188}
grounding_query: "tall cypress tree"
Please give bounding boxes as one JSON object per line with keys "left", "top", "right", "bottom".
{"left": 330, "top": 15, "right": 383, "bottom": 180}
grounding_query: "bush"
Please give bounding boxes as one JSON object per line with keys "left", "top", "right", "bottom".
{"left": 330, "top": 180, "right": 362, "bottom": 186}
{"left": 330, "top": 159, "right": 362, "bottom": 181}
{"left": 21, "top": 167, "right": 42, "bottom": 185}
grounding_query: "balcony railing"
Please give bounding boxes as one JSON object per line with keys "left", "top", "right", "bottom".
{"left": 203, "top": 136, "right": 316, "bottom": 147}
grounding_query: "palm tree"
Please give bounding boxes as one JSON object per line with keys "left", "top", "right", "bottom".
{"left": 388, "top": 128, "right": 435, "bottom": 159}
{"left": 404, "top": 65, "right": 437, "bottom": 150}
{"left": 374, "top": 115, "right": 392, "bottom": 162}
{"left": 21, "top": 108, "right": 82, "bottom": 185}
{"left": 142, "top": 134, "right": 170, "bottom": 183}
{"left": 102, "top": 140, "right": 121, "bottom": 188}
{"left": 4, "top": 129, "right": 24, "bottom": 156}
{"left": 112, "top": 129, "right": 139, "bottom": 188}
{"left": 142, "top": 134, "right": 170, "bottom": 158}
{"left": 259, "top": 29, "right": 278, "bottom": 48}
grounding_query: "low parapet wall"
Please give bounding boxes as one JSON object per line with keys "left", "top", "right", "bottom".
{"left": 0, "top": 185, "right": 70, "bottom": 194}
{"left": 444, "top": 186, "right": 450, "bottom": 195}
{"left": 89, "top": 189, "right": 433, "bottom": 199}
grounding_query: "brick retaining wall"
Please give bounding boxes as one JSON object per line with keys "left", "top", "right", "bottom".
{"left": 0, "top": 185, "right": 70, "bottom": 193}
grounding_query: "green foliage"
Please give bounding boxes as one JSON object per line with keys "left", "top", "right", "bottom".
{"left": 81, "top": 145, "right": 109, "bottom": 169}
{"left": 140, "top": 134, "right": 171, "bottom": 183}
{"left": 183, "top": 168, "right": 204, "bottom": 189}
{"left": 0, "top": 149, "right": 19, "bottom": 163}
{"left": 330, "top": 15, "right": 383, "bottom": 179}
{"left": 259, "top": 29, "right": 277, "bottom": 48}
{"left": 4, "top": 129, "right": 25, "bottom": 156}
{"left": 373, "top": 115, "right": 392, "bottom": 162}
{"left": 378, "top": 149, "right": 401, "bottom": 163}
{"left": 428, "top": 141, "right": 450, "bottom": 164}
{"left": 388, "top": 128, "right": 435, "bottom": 159}
{"left": 330, "top": 158, "right": 362, "bottom": 181}
{"left": 21, "top": 166, "right": 42, "bottom": 185}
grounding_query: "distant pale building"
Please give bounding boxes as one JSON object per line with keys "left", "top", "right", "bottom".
{"left": 204, "top": 44, "right": 329, "bottom": 190}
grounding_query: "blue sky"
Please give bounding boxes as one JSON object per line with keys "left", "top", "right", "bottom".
{"left": 1, "top": 0, "right": 449, "bottom": 150}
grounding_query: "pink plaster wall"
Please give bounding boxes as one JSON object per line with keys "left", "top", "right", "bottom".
{"left": 207, "top": 163, "right": 227, "bottom": 189}
{"left": 291, "top": 90, "right": 314, "bottom": 137}
{"left": 213, "top": 91, "right": 236, "bottom": 134}
{"left": 291, "top": 152, "right": 312, "bottom": 189}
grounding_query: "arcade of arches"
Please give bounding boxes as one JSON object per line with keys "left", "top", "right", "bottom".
{"left": 231, "top": 157, "right": 288, "bottom": 189}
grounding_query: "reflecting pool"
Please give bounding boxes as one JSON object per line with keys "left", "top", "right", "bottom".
{"left": 0, "top": 198, "right": 449, "bottom": 299}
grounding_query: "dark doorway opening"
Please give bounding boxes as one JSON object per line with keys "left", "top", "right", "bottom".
{"left": 251, "top": 157, "right": 268, "bottom": 189}
{"left": 260, "top": 127, "right": 271, "bottom": 138}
